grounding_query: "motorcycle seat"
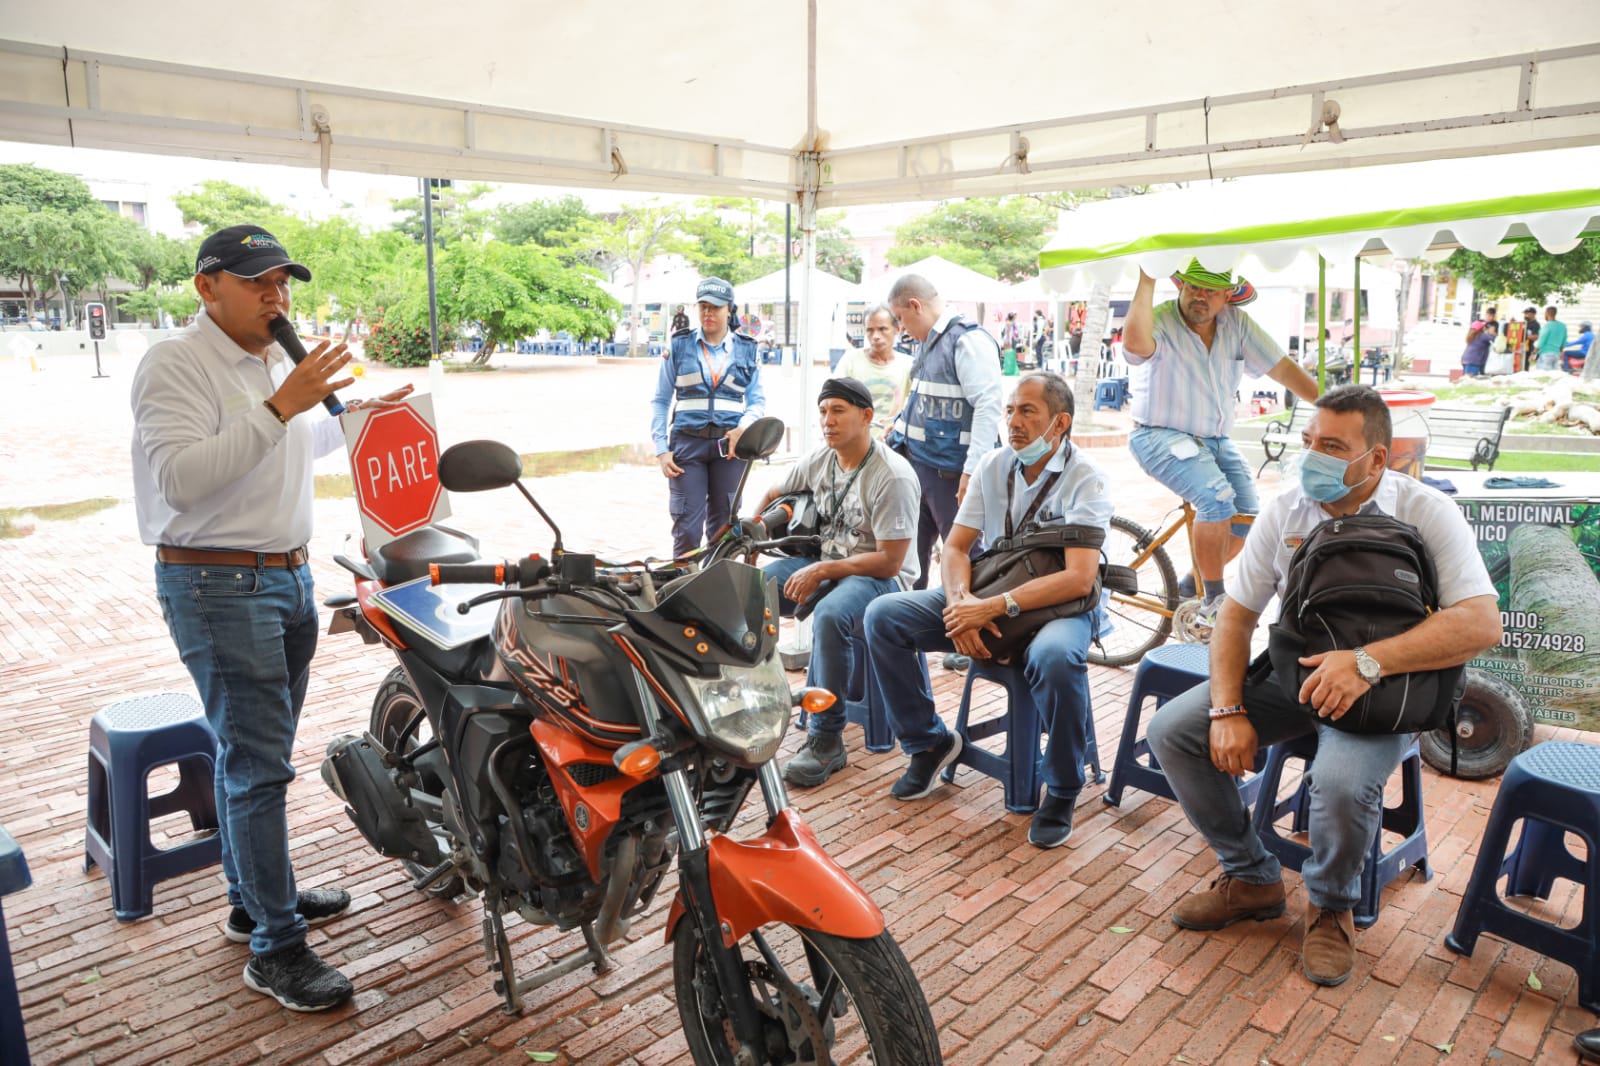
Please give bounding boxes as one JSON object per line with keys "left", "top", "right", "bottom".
{"left": 370, "top": 524, "right": 482, "bottom": 586}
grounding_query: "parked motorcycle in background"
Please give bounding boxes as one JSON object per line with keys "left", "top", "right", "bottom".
{"left": 320, "top": 417, "right": 943, "bottom": 1064}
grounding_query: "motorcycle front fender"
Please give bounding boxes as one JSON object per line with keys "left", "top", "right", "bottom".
{"left": 664, "top": 808, "right": 885, "bottom": 948}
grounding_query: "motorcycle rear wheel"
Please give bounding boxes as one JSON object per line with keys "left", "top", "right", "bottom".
{"left": 672, "top": 919, "right": 942, "bottom": 1065}
{"left": 370, "top": 666, "right": 467, "bottom": 900}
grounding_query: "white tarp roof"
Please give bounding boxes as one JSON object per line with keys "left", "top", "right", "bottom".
{"left": 2, "top": 2, "right": 1598, "bottom": 208}
{"left": 736, "top": 267, "right": 859, "bottom": 306}
{"left": 860, "top": 256, "right": 1015, "bottom": 305}
{"left": 1039, "top": 149, "right": 1600, "bottom": 292}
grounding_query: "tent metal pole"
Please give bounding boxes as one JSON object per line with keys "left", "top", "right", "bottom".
{"left": 1352, "top": 256, "right": 1362, "bottom": 381}
{"left": 1317, "top": 255, "right": 1327, "bottom": 394}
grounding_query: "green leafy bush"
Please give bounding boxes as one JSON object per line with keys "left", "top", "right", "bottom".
{"left": 365, "top": 310, "right": 449, "bottom": 367}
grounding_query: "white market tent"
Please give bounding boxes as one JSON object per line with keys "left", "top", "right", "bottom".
{"left": 2, "top": 2, "right": 1598, "bottom": 208}
{"left": 1037, "top": 149, "right": 1600, "bottom": 291}
{"left": 736, "top": 268, "right": 859, "bottom": 307}
{"left": 860, "top": 256, "right": 1015, "bottom": 305}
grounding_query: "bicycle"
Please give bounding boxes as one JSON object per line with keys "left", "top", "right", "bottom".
{"left": 1089, "top": 501, "right": 1256, "bottom": 667}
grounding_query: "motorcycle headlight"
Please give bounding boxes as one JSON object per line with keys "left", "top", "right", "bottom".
{"left": 683, "top": 655, "right": 792, "bottom": 766}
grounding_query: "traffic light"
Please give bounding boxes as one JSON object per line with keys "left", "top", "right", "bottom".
{"left": 86, "top": 302, "right": 107, "bottom": 341}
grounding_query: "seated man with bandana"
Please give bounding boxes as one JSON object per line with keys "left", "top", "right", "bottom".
{"left": 754, "top": 377, "right": 921, "bottom": 789}
{"left": 1123, "top": 260, "right": 1319, "bottom": 628}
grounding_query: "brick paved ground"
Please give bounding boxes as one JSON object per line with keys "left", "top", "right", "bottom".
{"left": 2, "top": 350, "right": 1595, "bottom": 1064}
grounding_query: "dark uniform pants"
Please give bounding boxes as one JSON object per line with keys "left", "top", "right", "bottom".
{"left": 669, "top": 430, "right": 748, "bottom": 556}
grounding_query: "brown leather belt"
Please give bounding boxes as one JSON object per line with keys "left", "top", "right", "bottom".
{"left": 157, "top": 546, "right": 309, "bottom": 568}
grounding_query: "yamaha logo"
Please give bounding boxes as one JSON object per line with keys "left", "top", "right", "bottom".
{"left": 742, "top": 632, "right": 758, "bottom": 650}
{"left": 573, "top": 803, "right": 590, "bottom": 830}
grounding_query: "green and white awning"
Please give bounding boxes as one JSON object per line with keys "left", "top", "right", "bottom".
{"left": 1038, "top": 149, "right": 1600, "bottom": 293}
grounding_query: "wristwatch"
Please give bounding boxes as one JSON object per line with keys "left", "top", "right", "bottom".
{"left": 1002, "top": 592, "right": 1021, "bottom": 618}
{"left": 1353, "top": 647, "right": 1382, "bottom": 683}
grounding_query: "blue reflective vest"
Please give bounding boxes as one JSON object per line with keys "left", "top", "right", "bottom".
{"left": 889, "top": 317, "right": 986, "bottom": 473}
{"left": 668, "top": 330, "right": 759, "bottom": 433}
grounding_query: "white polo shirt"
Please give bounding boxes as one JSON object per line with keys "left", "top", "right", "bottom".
{"left": 131, "top": 309, "right": 347, "bottom": 551}
{"left": 1232, "top": 469, "right": 1497, "bottom": 614}
{"left": 954, "top": 437, "right": 1113, "bottom": 545}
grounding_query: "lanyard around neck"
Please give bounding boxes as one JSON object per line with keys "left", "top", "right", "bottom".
{"left": 1004, "top": 443, "right": 1069, "bottom": 540}
{"left": 699, "top": 338, "right": 731, "bottom": 388}
{"left": 825, "top": 446, "right": 875, "bottom": 525}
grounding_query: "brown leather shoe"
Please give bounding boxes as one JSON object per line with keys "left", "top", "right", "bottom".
{"left": 1302, "top": 905, "right": 1356, "bottom": 986}
{"left": 1172, "top": 874, "right": 1287, "bottom": 931}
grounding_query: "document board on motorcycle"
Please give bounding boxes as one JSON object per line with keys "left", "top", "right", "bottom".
{"left": 368, "top": 575, "right": 501, "bottom": 649}
{"left": 342, "top": 394, "right": 452, "bottom": 551}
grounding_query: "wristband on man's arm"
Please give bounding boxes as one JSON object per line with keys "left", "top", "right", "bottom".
{"left": 1208, "top": 703, "right": 1247, "bottom": 721}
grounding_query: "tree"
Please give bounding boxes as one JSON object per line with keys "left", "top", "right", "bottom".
{"left": 172, "top": 180, "right": 286, "bottom": 231}
{"left": 814, "top": 211, "right": 863, "bottom": 283}
{"left": 390, "top": 182, "right": 493, "bottom": 246}
{"left": 492, "top": 196, "right": 594, "bottom": 251}
{"left": 1447, "top": 239, "right": 1600, "bottom": 304}
{"left": 561, "top": 201, "right": 693, "bottom": 355}
{"left": 0, "top": 163, "right": 98, "bottom": 213}
{"left": 432, "top": 240, "right": 618, "bottom": 365}
{"left": 680, "top": 198, "right": 775, "bottom": 285}
{"left": 887, "top": 197, "right": 1059, "bottom": 282}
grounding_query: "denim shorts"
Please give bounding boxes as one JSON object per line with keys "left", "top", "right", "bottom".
{"left": 1130, "top": 426, "right": 1259, "bottom": 525}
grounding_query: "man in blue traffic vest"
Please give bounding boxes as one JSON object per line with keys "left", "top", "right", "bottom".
{"left": 650, "top": 277, "right": 767, "bottom": 556}
{"left": 885, "top": 273, "right": 1005, "bottom": 592}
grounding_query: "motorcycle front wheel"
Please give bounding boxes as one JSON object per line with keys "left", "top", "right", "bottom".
{"left": 370, "top": 666, "right": 467, "bottom": 900}
{"left": 672, "top": 919, "right": 942, "bottom": 1065}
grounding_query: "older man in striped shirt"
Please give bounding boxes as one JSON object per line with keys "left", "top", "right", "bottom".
{"left": 1123, "top": 261, "right": 1319, "bottom": 628}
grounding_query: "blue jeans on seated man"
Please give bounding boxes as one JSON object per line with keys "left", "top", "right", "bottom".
{"left": 862, "top": 588, "right": 1096, "bottom": 798}
{"left": 155, "top": 560, "right": 318, "bottom": 957}
{"left": 761, "top": 556, "right": 900, "bottom": 737}
{"left": 1144, "top": 677, "right": 1413, "bottom": 913}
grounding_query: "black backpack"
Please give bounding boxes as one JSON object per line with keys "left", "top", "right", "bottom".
{"left": 1265, "top": 513, "right": 1466, "bottom": 757}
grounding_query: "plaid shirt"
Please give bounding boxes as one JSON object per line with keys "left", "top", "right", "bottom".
{"left": 1128, "top": 301, "right": 1283, "bottom": 438}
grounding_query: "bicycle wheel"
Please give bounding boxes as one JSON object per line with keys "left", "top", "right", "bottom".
{"left": 1089, "top": 515, "right": 1179, "bottom": 668}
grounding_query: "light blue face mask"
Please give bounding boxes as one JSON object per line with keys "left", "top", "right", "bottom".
{"left": 1298, "top": 446, "right": 1375, "bottom": 503}
{"left": 1012, "top": 419, "right": 1065, "bottom": 465}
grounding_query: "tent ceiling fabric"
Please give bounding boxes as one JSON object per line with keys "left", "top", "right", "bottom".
{"left": 2, "top": 1, "right": 1599, "bottom": 206}
{"left": 1037, "top": 149, "right": 1600, "bottom": 292}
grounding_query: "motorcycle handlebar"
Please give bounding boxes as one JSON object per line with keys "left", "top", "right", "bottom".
{"left": 430, "top": 561, "right": 521, "bottom": 586}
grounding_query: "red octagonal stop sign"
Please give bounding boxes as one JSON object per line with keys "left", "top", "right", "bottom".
{"left": 350, "top": 404, "right": 446, "bottom": 538}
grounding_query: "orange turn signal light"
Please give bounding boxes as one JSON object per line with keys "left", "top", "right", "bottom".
{"left": 616, "top": 745, "right": 661, "bottom": 778}
{"left": 799, "top": 688, "right": 837, "bottom": 714}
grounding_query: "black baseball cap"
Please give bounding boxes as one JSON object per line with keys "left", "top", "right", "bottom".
{"left": 194, "top": 224, "right": 312, "bottom": 282}
{"left": 818, "top": 377, "right": 875, "bottom": 410}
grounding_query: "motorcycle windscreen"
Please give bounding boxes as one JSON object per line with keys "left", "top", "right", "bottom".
{"left": 623, "top": 560, "right": 779, "bottom": 675}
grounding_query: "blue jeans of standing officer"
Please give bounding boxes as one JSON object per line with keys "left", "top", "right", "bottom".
{"left": 762, "top": 556, "right": 899, "bottom": 737}
{"left": 1145, "top": 678, "right": 1413, "bottom": 913}
{"left": 155, "top": 559, "right": 319, "bottom": 957}
{"left": 669, "top": 429, "right": 748, "bottom": 557}
{"left": 863, "top": 589, "right": 1096, "bottom": 799}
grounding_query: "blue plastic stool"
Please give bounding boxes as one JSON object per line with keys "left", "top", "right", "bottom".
{"left": 1446, "top": 741, "right": 1600, "bottom": 1012}
{"left": 940, "top": 658, "right": 1102, "bottom": 814}
{"left": 0, "top": 824, "right": 31, "bottom": 1066}
{"left": 1251, "top": 733, "right": 1429, "bottom": 929}
{"left": 1093, "top": 379, "right": 1122, "bottom": 411}
{"left": 84, "top": 693, "right": 222, "bottom": 921}
{"left": 795, "top": 637, "right": 894, "bottom": 753}
{"left": 1104, "top": 643, "right": 1264, "bottom": 808}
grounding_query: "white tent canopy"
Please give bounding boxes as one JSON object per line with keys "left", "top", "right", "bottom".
{"left": 2, "top": 3, "right": 1598, "bottom": 207}
{"left": 1038, "top": 149, "right": 1600, "bottom": 292}
{"left": 735, "top": 268, "right": 859, "bottom": 306}
{"left": 860, "top": 256, "right": 1015, "bottom": 305}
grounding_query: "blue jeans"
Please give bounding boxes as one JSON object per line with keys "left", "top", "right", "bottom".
{"left": 1130, "top": 426, "right": 1258, "bottom": 528}
{"left": 863, "top": 589, "right": 1096, "bottom": 797}
{"left": 155, "top": 560, "right": 319, "bottom": 956}
{"left": 762, "top": 557, "right": 899, "bottom": 737}
{"left": 1145, "top": 677, "right": 1413, "bottom": 912}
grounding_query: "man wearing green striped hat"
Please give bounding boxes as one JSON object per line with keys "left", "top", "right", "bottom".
{"left": 1123, "top": 260, "right": 1319, "bottom": 629}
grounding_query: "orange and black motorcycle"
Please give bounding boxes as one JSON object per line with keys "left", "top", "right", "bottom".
{"left": 321, "top": 418, "right": 942, "bottom": 1065}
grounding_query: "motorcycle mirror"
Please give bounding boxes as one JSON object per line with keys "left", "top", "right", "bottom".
{"left": 438, "top": 440, "right": 523, "bottom": 492}
{"left": 732, "top": 416, "right": 785, "bottom": 462}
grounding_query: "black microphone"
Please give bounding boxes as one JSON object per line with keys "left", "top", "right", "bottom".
{"left": 268, "top": 316, "right": 346, "bottom": 416}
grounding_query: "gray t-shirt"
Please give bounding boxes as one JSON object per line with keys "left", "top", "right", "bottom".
{"left": 774, "top": 439, "right": 921, "bottom": 585}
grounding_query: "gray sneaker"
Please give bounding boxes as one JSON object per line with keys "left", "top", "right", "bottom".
{"left": 782, "top": 733, "right": 847, "bottom": 788}
{"left": 243, "top": 943, "right": 354, "bottom": 1012}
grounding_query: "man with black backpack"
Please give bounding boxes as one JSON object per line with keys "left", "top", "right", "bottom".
{"left": 1146, "top": 385, "right": 1502, "bottom": 988}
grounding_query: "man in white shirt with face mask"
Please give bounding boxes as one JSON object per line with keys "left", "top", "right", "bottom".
{"left": 864, "top": 372, "right": 1113, "bottom": 848}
